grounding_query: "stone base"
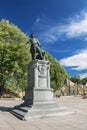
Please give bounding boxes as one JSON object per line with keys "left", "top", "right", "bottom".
{"left": 11, "top": 101, "right": 75, "bottom": 120}
{"left": 11, "top": 88, "right": 74, "bottom": 120}
{"left": 23, "top": 103, "right": 74, "bottom": 120}
{"left": 11, "top": 85, "right": 74, "bottom": 120}
{"left": 24, "top": 88, "right": 54, "bottom": 106}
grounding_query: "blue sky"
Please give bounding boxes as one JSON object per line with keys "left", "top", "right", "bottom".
{"left": 1, "top": 0, "right": 87, "bottom": 78}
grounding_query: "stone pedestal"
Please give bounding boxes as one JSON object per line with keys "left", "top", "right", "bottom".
{"left": 11, "top": 60, "right": 74, "bottom": 120}
{"left": 25, "top": 60, "right": 54, "bottom": 106}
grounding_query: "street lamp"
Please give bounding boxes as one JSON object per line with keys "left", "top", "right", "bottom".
{"left": 67, "top": 79, "right": 70, "bottom": 96}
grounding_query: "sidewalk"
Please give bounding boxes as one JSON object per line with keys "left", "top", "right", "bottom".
{"left": 0, "top": 96, "right": 87, "bottom": 130}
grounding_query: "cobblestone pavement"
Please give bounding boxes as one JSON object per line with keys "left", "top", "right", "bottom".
{"left": 0, "top": 96, "right": 87, "bottom": 130}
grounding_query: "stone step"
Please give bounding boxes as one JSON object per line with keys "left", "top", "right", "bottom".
{"left": 23, "top": 107, "right": 75, "bottom": 120}
{"left": 17, "top": 107, "right": 29, "bottom": 112}
{"left": 10, "top": 110, "right": 23, "bottom": 120}
{"left": 10, "top": 107, "right": 29, "bottom": 120}
{"left": 10, "top": 105, "right": 74, "bottom": 120}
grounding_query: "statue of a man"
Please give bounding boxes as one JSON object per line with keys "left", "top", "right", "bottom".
{"left": 29, "top": 33, "right": 45, "bottom": 60}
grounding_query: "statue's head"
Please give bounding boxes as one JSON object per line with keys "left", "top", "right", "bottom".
{"left": 30, "top": 33, "right": 35, "bottom": 38}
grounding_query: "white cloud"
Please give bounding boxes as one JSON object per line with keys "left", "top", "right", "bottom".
{"left": 79, "top": 73, "right": 87, "bottom": 79}
{"left": 35, "top": 10, "right": 87, "bottom": 43}
{"left": 59, "top": 49, "right": 87, "bottom": 71}
{"left": 34, "top": 17, "right": 40, "bottom": 25}
{"left": 59, "top": 11, "right": 87, "bottom": 38}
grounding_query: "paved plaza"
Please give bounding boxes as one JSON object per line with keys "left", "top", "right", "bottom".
{"left": 0, "top": 96, "right": 87, "bottom": 130}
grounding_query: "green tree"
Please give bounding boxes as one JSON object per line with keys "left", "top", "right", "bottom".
{"left": 0, "top": 19, "right": 31, "bottom": 93}
{"left": 82, "top": 77, "right": 87, "bottom": 85}
{"left": 45, "top": 53, "right": 68, "bottom": 90}
{"left": 70, "top": 76, "right": 82, "bottom": 84}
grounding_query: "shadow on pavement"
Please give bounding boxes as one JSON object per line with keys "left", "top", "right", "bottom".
{"left": 0, "top": 106, "right": 13, "bottom": 112}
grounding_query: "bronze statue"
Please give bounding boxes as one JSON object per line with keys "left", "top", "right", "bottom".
{"left": 29, "top": 33, "right": 45, "bottom": 60}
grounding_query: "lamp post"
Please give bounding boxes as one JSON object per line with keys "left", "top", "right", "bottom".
{"left": 76, "top": 82, "right": 78, "bottom": 95}
{"left": 67, "top": 79, "right": 70, "bottom": 96}
{"left": 69, "top": 80, "right": 71, "bottom": 96}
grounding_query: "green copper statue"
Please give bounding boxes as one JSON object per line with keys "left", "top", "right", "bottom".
{"left": 29, "top": 33, "right": 45, "bottom": 60}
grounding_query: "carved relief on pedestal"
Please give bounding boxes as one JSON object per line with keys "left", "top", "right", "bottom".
{"left": 38, "top": 64, "right": 47, "bottom": 78}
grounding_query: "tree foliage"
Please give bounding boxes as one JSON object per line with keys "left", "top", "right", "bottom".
{"left": 82, "top": 77, "right": 87, "bottom": 85}
{"left": 45, "top": 54, "right": 68, "bottom": 90}
{"left": 70, "top": 76, "right": 82, "bottom": 84}
{"left": 0, "top": 19, "right": 68, "bottom": 94}
{"left": 0, "top": 19, "right": 31, "bottom": 93}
